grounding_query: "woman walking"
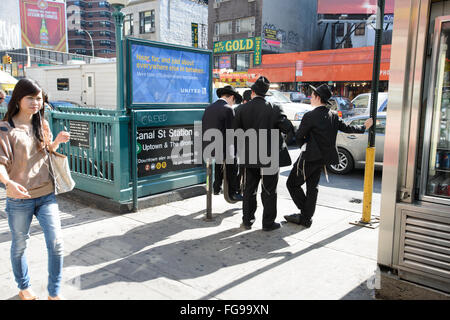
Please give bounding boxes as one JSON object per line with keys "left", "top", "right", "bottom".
{"left": 0, "top": 78, "right": 70, "bottom": 300}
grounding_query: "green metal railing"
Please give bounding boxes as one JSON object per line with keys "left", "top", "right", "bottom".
{"left": 0, "top": 106, "right": 132, "bottom": 203}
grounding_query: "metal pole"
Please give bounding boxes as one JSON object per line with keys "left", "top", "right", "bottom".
{"left": 112, "top": 4, "right": 125, "bottom": 111}
{"left": 82, "top": 30, "right": 94, "bottom": 58}
{"left": 131, "top": 110, "right": 138, "bottom": 212}
{"left": 205, "top": 159, "right": 213, "bottom": 221}
{"left": 361, "top": 0, "right": 384, "bottom": 225}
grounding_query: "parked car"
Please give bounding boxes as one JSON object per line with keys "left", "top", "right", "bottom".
{"left": 351, "top": 92, "right": 388, "bottom": 116}
{"left": 287, "top": 92, "right": 306, "bottom": 103}
{"left": 298, "top": 97, "right": 311, "bottom": 104}
{"left": 327, "top": 112, "right": 386, "bottom": 174}
{"left": 329, "top": 96, "right": 356, "bottom": 119}
{"left": 48, "top": 100, "right": 83, "bottom": 110}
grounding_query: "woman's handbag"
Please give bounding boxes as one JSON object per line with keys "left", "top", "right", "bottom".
{"left": 47, "top": 150, "right": 75, "bottom": 195}
{"left": 39, "top": 112, "right": 75, "bottom": 194}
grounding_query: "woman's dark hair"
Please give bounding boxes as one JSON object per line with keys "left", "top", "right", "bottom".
{"left": 3, "top": 78, "right": 45, "bottom": 142}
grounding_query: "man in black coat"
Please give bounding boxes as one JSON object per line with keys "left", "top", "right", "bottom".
{"left": 202, "top": 85, "right": 242, "bottom": 201}
{"left": 234, "top": 76, "right": 294, "bottom": 231}
{"left": 284, "top": 84, "right": 373, "bottom": 228}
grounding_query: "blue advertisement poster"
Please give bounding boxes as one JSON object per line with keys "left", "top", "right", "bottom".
{"left": 131, "top": 43, "right": 210, "bottom": 104}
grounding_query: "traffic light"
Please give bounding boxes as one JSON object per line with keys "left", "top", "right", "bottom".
{"left": 2, "top": 55, "right": 12, "bottom": 64}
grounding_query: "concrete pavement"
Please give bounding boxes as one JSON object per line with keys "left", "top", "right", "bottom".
{"left": 0, "top": 171, "right": 380, "bottom": 300}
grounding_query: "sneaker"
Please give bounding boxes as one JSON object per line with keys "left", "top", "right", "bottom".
{"left": 262, "top": 222, "right": 281, "bottom": 231}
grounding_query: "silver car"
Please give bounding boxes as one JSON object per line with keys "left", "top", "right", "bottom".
{"left": 328, "top": 112, "right": 386, "bottom": 174}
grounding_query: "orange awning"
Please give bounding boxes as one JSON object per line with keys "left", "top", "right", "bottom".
{"left": 248, "top": 45, "right": 391, "bottom": 83}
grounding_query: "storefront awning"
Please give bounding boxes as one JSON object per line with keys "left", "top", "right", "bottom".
{"left": 248, "top": 45, "right": 391, "bottom": 83}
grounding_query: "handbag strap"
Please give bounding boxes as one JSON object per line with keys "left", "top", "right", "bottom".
{"left": 37, "top": 112, "right": 57, "bottom": 181}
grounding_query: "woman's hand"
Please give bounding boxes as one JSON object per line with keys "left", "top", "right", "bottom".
{"left": 54, "top": 131, "right": 70, "bottom": 144}
{"left": 6, "top": 180, "right": 31, "bottom": 199}
{"left": 50, "top": 131, "right": 70, "bottom": 151}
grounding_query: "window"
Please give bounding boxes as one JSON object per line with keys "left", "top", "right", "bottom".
{"left": 99, "top": 11, "right": 111, "bottom": 18}
{"left": 214, "top": 56, "right": 219, "bottom": 68}
{"left": 355, "top": 23, "right": 365, "bottom": 36}
{"left": 375, "top": 118, "right": 386, "bottom": 134}
{"left": 215, "top": 20, "right": 233, "bottom": 35}
{"left": 236, "top": 17, "right": 255, "bottom": 33}
{"left": 139, "top": 10, "right": 155, "bottom": 34}
{"left": 124, "top": 14, "right": 133, "bottom": 36}
{"left": 98, "top": 1, "right": 110, "bottom": 8}
{"left": 352, "top": 95, "right": 369, "bottom": 109}
{"left": 57, "top": 78, "right": 69, "bottom": 91}
{"left": 336, "top": 23, "right": 345, "bottom": 37}
{"left": 214, "top": 23, "right": 219, "bottom": 36}
{"left": 236, "top": 53, "right": 253, "bottom": 71}
{"left": 350, "top": 118, "right": 366, "bottom": 126}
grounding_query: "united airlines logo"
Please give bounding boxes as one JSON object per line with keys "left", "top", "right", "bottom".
{"left": 181, "top": 88, "right": 207, "bottom": 95}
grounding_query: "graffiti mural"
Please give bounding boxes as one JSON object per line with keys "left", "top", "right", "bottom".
{"left": 262, "top": 22, "right": 299, "bottom": 52}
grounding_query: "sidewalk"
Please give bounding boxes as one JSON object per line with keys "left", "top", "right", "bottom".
{"left": 0, "top": 185, "right": 379, "bottom": 300}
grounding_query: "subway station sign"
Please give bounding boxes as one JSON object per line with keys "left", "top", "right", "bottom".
{"left": 214, "top": 37, "right": 262, "bottom": 65}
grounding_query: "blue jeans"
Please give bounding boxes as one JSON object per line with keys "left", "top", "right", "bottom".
{"left": 6, "top": 193, "right": 63, "bottom": 297}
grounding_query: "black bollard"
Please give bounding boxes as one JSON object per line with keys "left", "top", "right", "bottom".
{"left": 205, "top": 159, "right": 213, "bottom": 221}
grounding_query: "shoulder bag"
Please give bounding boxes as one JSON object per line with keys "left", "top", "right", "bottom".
{"left": 46, "top": 149, "right": 75, "bottom": 195}
{"left": 39, "top": 114, "right": 75, "bottom": 194}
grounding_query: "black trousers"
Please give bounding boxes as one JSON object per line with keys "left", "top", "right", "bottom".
{"left": 214, "top": 163, "right": 239, "bottom": 195}
{"left": 242, "top": 167, "right": 279, "bottom": 228}
{"left": 286, "top": 157, "right": 323, "bottom": 220}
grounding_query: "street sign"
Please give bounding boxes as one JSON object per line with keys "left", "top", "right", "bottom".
{"left": 296, "top": 60, "right": 303, "bottom": 77}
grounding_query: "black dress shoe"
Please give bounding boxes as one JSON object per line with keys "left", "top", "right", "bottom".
{"left": 284, "top": 214, "right": 301, "bottom": 224}
{"left": 213, "top": 188, "right": 222, "bottom": 195}
{"left": 230, "top": 193, "right": 243, "bottom": 201}
{"left": 262, "top": 222, "right": 281, "bottom": 231}
{"left": 240, "top": 222, "right": 252, "bottom": 230}
{"left": 300, "top": 218, "right": 312, "bottom": 228}
{"left": 284, "top": 214, "right": 312, "bottom": 228}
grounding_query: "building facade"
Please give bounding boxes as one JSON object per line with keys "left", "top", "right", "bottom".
{"left": 209, "top": 0, "right": 324, "bottom": 73}
{"left": 0, "top": 0, "right": 23, "bottom": 51}
{"left": 317, "top": 0, "right": 395, "bottom": 50}
{"left": 66, "top": 0, "right": 116, "bottom": 58}
{"left": 121, "top": 0, "right": 208, "bottom": 48}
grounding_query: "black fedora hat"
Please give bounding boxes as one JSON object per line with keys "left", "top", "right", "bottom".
{"left": 310, "top": 84, "right": 332, "bottom": 105}
{"left": 251, "top": 76, "right": 272, "bottom": 96}
{"left": 217, "top": 85, "right": 242, "bottom": 102}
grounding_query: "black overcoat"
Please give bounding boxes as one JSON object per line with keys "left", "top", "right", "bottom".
{"left": 201, "top": 99, "right": 234, "bottom": 159}
{"left": 295, "top": 105, "right": 366, "bottom": 165}
{"left": 233, "top": 96, "right": 293, "bottom": 168}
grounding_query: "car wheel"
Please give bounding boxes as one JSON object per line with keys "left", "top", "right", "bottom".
{"left": 328, "top": 148, "right": 354, "bottom": 174}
